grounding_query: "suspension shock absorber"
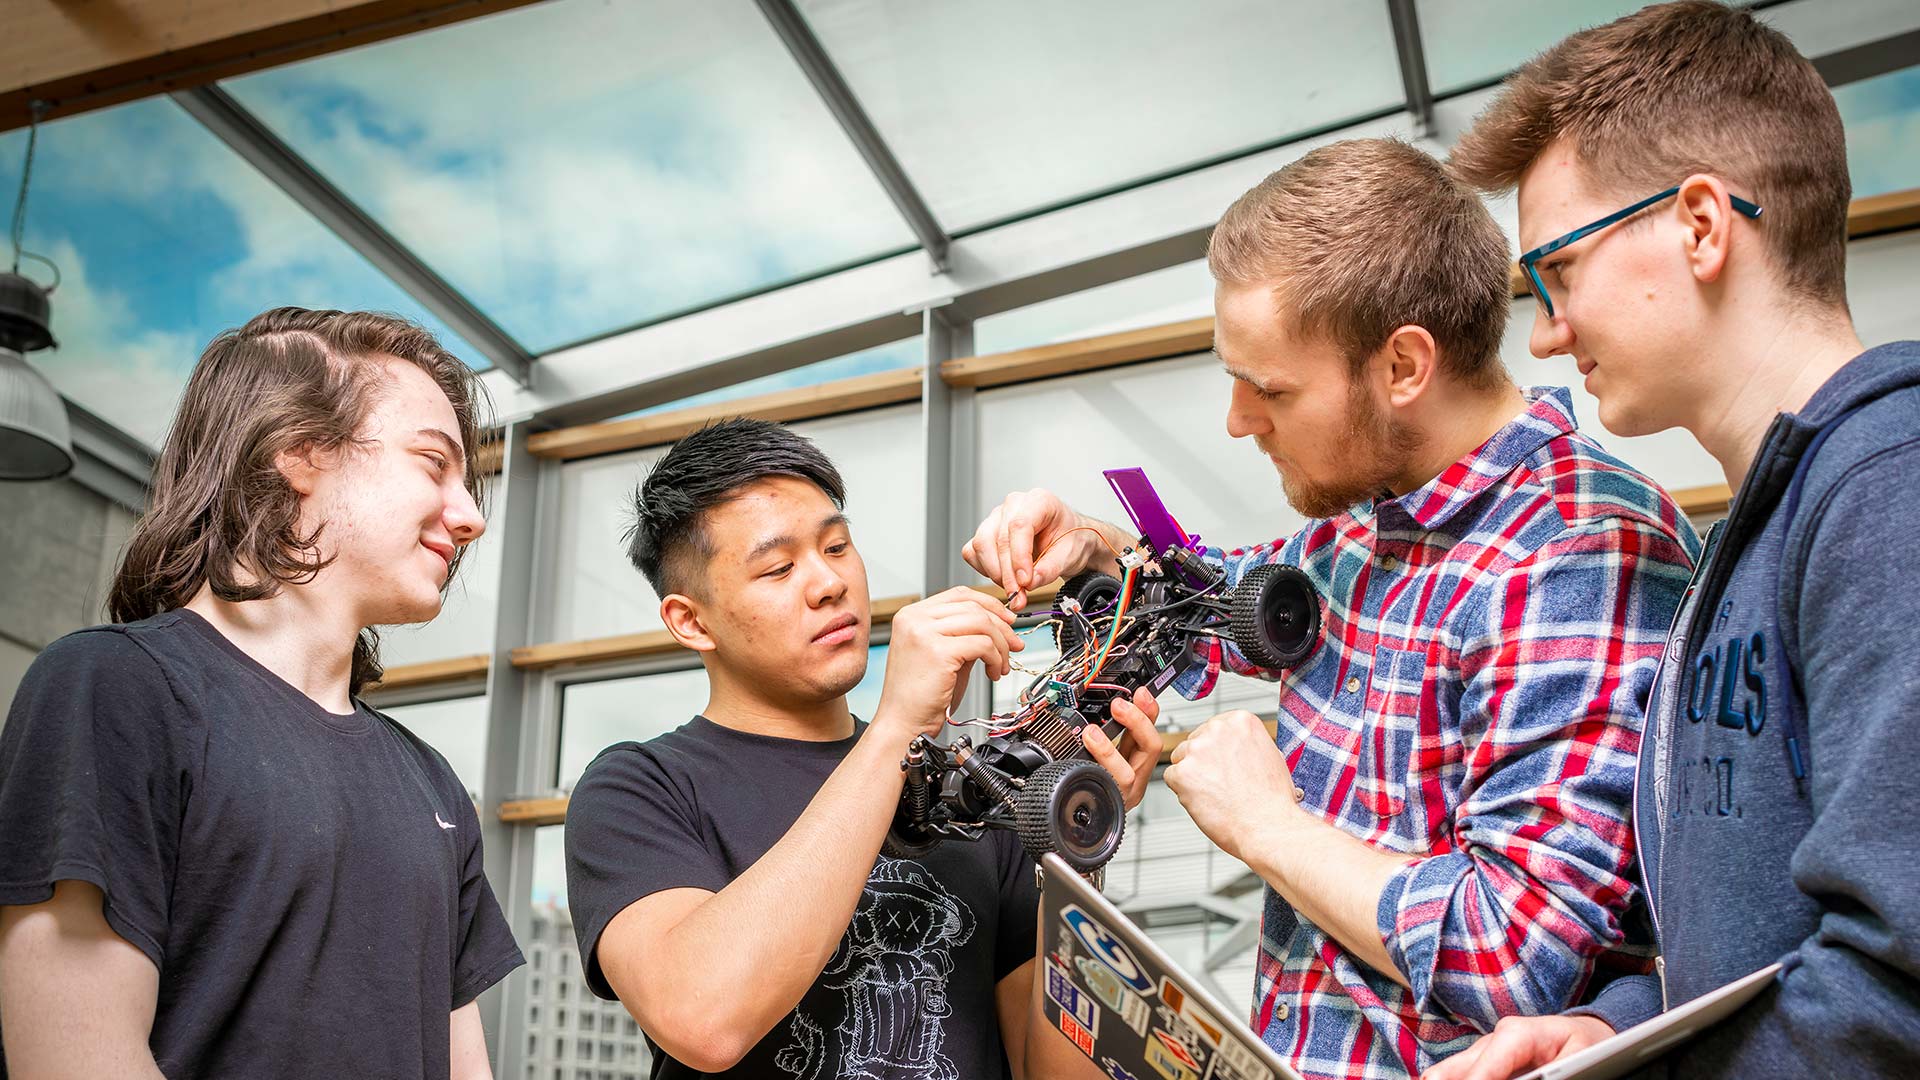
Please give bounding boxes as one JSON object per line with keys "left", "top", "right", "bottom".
{"left": 952, "top": 736, "right": 1018, "bottom": 812}
{"left": 901, "top": 736, "right": 933, "bottom": 826}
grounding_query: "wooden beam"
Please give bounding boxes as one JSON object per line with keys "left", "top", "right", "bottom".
{"left": 1849, "top": 187, "right": 1920, "bottom": 239}
{"left": 1510, "top": 187, "right": 1920, "bottom": 298}
{"left": 364, "top": 652, "right": 489, "bottom": 693}
{"left": 510, "top": 593, "right": 921, "bottom": 671}
{"left": 1672, "top": 481, "right": 1732, "bottom": 519}
{"left": 940, "top": 317, "right": 1215, "bottom": 389}
{"left": 497, "top": 795, "right": 568, "bottom": 826}
{"left": 524, "top": 366, "right": 925, "bottom": 462}
{"left": 1, "top": 0, "right": 547, "bottom": 133}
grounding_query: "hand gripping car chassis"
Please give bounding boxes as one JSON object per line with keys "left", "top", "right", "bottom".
{"left": 887, "top": 468, "right": 1323, "bottom": 874}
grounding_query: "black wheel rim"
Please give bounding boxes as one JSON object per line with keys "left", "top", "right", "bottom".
{"left": 1260, "top": 571, "right": 1321, "bottom": 662}
{"left": 1055, "top": 772, "right": 1118, "bottom": 861}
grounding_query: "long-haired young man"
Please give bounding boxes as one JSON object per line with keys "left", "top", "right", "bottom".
{"left": 0, "top": 308, "right": 523, "bottom": 1079}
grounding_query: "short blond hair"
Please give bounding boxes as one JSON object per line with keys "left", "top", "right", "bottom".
{"left": 1448, "top": 0, "right": 1850, "bottom": 307}
{"left": 1209, "top": 138, "right": 1511, "bottom": 387}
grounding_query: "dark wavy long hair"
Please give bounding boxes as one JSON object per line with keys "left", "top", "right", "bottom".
{"left": 108, "top": 307, "right": 492, "bottom": 695}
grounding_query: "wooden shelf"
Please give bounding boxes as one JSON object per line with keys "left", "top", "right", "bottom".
{"left": 940, "top": 317, "right": 1214, "bottom": 390}
{"left": 510, "top": 593, "right": 922, "bottom": 671}
{"left": 364, "top": 653, "right": 489, "bottom": 693}
{"left": 1672, "top": 481, "right": 1733, "bottom": 519}
{"left": 1847, "top": 187, "right": 1920, "bottom": 239}
{"left": 524, "top": 366, "right": 924, "bottom": 462}
{"left": 498, "top": 796, "right": 569, "bottom": 826}
{"left": 2, "top": 0, "right": 545, "bottom": 133}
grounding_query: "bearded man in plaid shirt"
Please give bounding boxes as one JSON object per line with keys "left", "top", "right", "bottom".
{"left": 964, "top": 138, "right": 1699, "bottom": 1080}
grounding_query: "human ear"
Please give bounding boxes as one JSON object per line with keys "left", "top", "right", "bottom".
{"left": 660, "top": 593, "right": 717, "bottom": 653}
{"left": 275, "top": 445, "right": 327, "bottom": 496}
{"left": 1380, "top": 324, "right": 1438, "bottom": 408}
{"left": 1676, "top": 174, "right": 1735, "bottom": 286}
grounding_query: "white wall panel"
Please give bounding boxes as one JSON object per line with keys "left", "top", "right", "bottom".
{"left": 976, "top": 354, "right": 1308, "bottom": 556}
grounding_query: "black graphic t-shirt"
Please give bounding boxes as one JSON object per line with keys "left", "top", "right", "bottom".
{"left": 0, "top": 611, "right": 523, "bottom": 1079}
{"left": 566, "top": 716, "right": 1041, "bottom": 1080}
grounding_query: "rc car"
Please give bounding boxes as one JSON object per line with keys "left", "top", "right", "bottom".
{"left": 887, "top": 467, "right": 1323, "bottom": 873}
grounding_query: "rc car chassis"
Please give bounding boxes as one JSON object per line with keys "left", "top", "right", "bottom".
{"left": 887, "top": 468, "right": 1323, "bottom": 873}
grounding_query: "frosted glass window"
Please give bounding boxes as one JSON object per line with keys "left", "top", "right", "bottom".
{"left": 383, "top": 695, "right": 488, "bottom": 802}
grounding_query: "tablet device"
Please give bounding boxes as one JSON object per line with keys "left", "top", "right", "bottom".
{"left": 1516, "top": 963, "right": 1782, "bottom": 1080}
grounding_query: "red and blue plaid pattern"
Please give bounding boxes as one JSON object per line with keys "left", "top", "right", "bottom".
{"left": 1172, "top": 388, "right": 1699, "bottom": 1079}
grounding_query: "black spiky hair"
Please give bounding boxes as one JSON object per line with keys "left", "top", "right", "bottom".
{"left": 623, "top": 417, "right": 846, "bottom": 597}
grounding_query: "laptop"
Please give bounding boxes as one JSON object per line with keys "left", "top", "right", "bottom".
{"left": 1037, "top": 853, "right": 1305, "bottom": 1080}
{"left": 1515, "top": 962, "right": 1782, "bottom": 1080}
{"left": 1039, "top": 853, "right": 1779, "bottom": 1080}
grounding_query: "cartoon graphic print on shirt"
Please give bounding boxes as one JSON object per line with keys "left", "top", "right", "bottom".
{"left": 775, "top": 857, "right": 978, "bottom": 1080}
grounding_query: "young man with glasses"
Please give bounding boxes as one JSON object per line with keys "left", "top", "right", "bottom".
{"left": 965, "top": 137, "right": 1700, "bottom": 1080}
{"left": 1434, "top": 3, "right": 1920, "bottom": 1077}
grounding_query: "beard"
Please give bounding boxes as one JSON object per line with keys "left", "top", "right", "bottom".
{"left": 1268, "top": 379, "right": 1426, "bottom": 519}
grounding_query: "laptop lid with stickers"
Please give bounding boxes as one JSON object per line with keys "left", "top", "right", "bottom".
{"left": 1038, "top": 854, "right": 1303, "bottom": 1080}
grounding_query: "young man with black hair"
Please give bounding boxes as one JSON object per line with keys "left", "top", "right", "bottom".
{"left": 0, "top": 309, "right": 522, "bottom": 1079}
{"left": 561, "top": 417, "right": 1163, "bottom": 1079}
{"left": 1432, "top": 4, "right": 1920, "bottom": 1077}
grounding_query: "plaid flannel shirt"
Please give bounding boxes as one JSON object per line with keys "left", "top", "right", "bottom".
{"left": 1172, "top": 388, "right": 1699, "bottom": 1079}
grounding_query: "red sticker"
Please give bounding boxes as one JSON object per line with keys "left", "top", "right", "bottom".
{"left": 1060, "top": 1010, "right": 1096, "bottom": 1058}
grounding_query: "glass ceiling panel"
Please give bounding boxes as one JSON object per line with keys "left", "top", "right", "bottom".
{"left": 796, "top": 0, "right": 1406, "bottom": 231}
{"left": 1835, "top": 64, "right": 1920, "bottom": 199}
{"left": 0, "top": 97, "right": 484, "bottom": 449}
{"left": 1417, "top": 1, "right": 1650, "bottom": 96}
{"left": 225, "top": 0, "right": 916, "bottom": 354}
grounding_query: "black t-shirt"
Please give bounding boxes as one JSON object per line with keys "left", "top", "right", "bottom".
{"left": 565, "top": 716, "right": 1041, "bottom": 1080}
{"left": 0, "top": 611, "right": 523, "bottom": 1079}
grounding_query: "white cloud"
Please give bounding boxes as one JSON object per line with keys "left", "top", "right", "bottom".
{"left": 223, "top": 0, "right": 913, "bottom": 348}
{"left": 36, "top": 239, "right": 199, "bottom": 446}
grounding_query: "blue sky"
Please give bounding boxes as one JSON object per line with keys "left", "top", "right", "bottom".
{"left": 1, "top": 2, "right": 1915, "bottom": 449}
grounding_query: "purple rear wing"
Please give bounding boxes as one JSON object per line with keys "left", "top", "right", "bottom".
{"left": 1103, "top": 467, "right": 1198, "bottom": 554}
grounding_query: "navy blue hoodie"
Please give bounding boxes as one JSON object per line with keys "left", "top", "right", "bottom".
{"left": 1573, "top": 341, "right": 1920, "bottom": 1074}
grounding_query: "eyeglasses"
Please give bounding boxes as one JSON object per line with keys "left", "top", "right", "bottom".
{"left": 1519, "top": 186, "right": 1763, "bottom": 317}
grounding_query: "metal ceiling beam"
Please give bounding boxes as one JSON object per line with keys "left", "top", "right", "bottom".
{"left": 1812, "top": 27, "right": 1920, "bottom": 87}
{"left": 1385, "top": 0, "right": 1436, "bottom": 138}
{"left": 753, "top": 0, "right": 953, "bottom": 272}
{"left": 172, "top": 84, "right": 535, "bottom": 388}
